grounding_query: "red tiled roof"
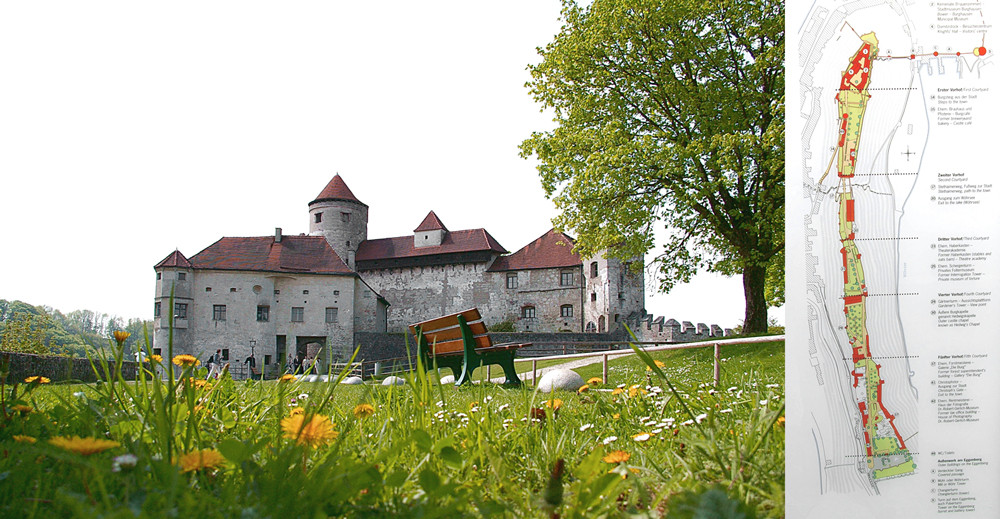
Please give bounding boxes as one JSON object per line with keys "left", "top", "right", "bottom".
{"left": 155, "top": 250, "right": 192, "bottom": 269}
{"left": 487, "top": 229, "right": 581, "bottom": 271}
{"left": 310, "top": 174, "right": 366, "bottom": 206}
{"left": 414, "top": 211, "right": 448, "bottom": 232}
{"left": 357, "top": 229, "right": 507, "bottom": 261}
{"left": 187, "top": 235, "right": 353, "bottom": 275}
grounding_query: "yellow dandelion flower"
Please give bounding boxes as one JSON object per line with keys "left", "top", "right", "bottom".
{"left": 13, "top": 435, "right": 36, "bottom": 444}
{"left": 545, "top": 398, "right": 563, "bottom": 410}
{"left": 172, "top": 354, "right": 199, "bottom": 367}
{"left": 612, "top": 413, "right": 621, "bottom": 420}
{"left": 24, "top": 376, "right": 50, "bottom": 384}
{"left": 279, "top": 374, "right": 296, "bottom": 382}
{"left": 611, "top": 387, "right": 624, "bottom": 396}
{"left": 628, "top": 385, "right": 646, "bottom": 397}
{"left": 11, "top": 405, "right": 33, "bottom": 415}
{"left": 188, "top": 378, "right": 211, "bottom": 390}
{"left": 281, "top": 413, "right": 338, "bottom": 448}
{"left": 49, "top": 436, "right": 120, "bottom": 456}
{"left": 178, "top": 449, "right": 227, "bottom": 473}
{"left": 777, "top": 416, "right": 785, "bottom": 427}
{"left": 353, "top": 403, "right": 375, "bottom": 419}
{"left": 112, "top": 330, "right": 131, "bottom": 346}
{"left": 289, "top": 407, "right": 305, "bottom": 416}
{"left": 587, "top": 377, "right": 603, "bottom": 385}
{"left": 150, "top": 354, "right": 163, "bottom": 363}
{"left": 577, "top": 384, "right": 589, "bottom": 393}
{"left": 602, "top": 450, "right": 631, "bottom": 464}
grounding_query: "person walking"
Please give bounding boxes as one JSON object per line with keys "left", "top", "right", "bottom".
{"left": 206, "top": 349, "right": 222, "bottom": 379}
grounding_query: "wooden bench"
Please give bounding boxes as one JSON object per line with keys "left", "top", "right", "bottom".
{"left": 409, "top": 308, "right": 530, "bottom": 386}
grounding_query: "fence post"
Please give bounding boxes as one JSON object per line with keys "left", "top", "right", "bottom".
{"left": 602, "top": 353, "right": 608, "bottom": 384}
{"left": 486, "top": 364, "right": 491, "bottom": 382}
{"left": 713, "top": 343, "right": 721, "bottom": 386}
{"left": 532, "top": 359, "right": 537, "bottom": 386}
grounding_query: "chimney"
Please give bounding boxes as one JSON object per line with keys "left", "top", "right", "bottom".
{"left": 275, "top": 227, "right": 282, "bottom": 243}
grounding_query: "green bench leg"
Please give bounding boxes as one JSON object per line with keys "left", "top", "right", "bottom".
{"left": 497, "top": 354, "right": 521, "bottom": 387}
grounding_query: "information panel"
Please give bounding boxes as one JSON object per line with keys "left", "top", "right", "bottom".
{"left": 787, "top": 1, "right": 999, "bottom": 516}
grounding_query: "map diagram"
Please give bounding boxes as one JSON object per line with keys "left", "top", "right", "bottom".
{"left": 788, "top": 1, "right": 999, "bottom": 516}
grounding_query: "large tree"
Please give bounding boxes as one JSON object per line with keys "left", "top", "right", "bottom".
{"left": 521, "top": 0, "right": 784, "bottom": 333}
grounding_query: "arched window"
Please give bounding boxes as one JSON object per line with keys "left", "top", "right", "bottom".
{"left": 590, "top": 262, "right": 598, "bottom": 278}
{"left": 585, "top": 321, "right": 596, "bottom": 333}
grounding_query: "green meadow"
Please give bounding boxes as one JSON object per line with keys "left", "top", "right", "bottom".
{"left": 1, "top": 340, "right": 784, "bottom": 518}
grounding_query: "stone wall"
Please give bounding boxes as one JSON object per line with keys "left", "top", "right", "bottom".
{"left": 4, "top": 352, "right": 143, "bottom": 383}
{"left": 626, "top": 314, "right": 734, "bottom": 343}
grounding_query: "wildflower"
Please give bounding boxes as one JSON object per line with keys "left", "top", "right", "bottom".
{"left": 279, "top": 374, "right": 295, "bottom": 382}
{"left": 13, "top": 435, "right": 36, "bottom": 443}
{"left": 544, "top": 398, "right": 563, "bottom": 411}
{"left": 49, "top": 436, "right": 120, "bottom": 456}
{"left": 112, "top": 330, "right": 131, "bottom": 346}
{"left": 577, "top": 384, "right": 589, "bottom": 393}
{"left": 72, "top": 391, "right": 85, "bottom": 398}
{"left": 611, "top": 388, "right": 624, "bottom": 396}
{"left": 646, "top": 360, "right": 666, "bottom": 371}
{"left": 529, "top": 408, "right": 546, "bottom": 421}
{"left": 612, "top": 413, "right": 620, "bottom": 420}
{"left": 24, "top": 376, "right": 50, "bottom": 384}
{"left": 777, "top": 416, "right": 786, "bottom": 427}
{"left": 632, "top": 432, "right": 653, "bottom": 442}
{"left": 11, "top": 405, "right": 32, "bottom": 415}
{"left": 497, "top": 403, "right": 510, "bottom": 412}
{"left": 150, "top": 354, "right": 163, "bottom": 363}
{"left": 289, "top": 407, "right": 305, "bottom": 416}
{"left": 111, "top": 453, "right": 138, "bottom": 472}
{"left": 587, "top": 377, "right": 603, "bottom": 385}
{"left": 178, "top": 449, "right": 226, "bottom": 473}
{"left": 187, "top": 378, "right": 211, "bottom": 389}
{"left": 172, "top": 354, "right": 199, "bottom": 367}
{"left": 579, "top": 423, "right": 593, "bottom": 432}
{"left": 602, "top": 436, "right": 618, "bottom": 445}
{"left": 353, "top": 403, "right": 375, "bottom": 419}
{"left": 298, "top": 393, "right": 309, "bottom": 400}
{"left": 602, "top": 450, "right": 631, "bottom": 464}
{"left": 281, "top": 413, "right": 338, "bottom": 448}
{"left": 695, "top": 413, "right": 708, "bottom": 424}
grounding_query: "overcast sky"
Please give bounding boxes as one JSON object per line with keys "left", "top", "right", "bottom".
{"left": 0, "top": 1, "right": 780, "bottom": 330}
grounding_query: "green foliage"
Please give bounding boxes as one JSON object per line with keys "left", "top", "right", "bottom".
{"left": 487, "top": 319, "right": 516, "bottom": 333}
{"left": 521, "top": 0, "right": 784, "bottom": 333}
{"left": 0, "top": 312, "right": 54, "bottom": 354}
{"left": 0, "top": 299, "right": 151, "bottom": 358}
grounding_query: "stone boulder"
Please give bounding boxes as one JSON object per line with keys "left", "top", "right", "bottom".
{"left": 340, "top": 376, "right": 363, "bottom": 385}
{"left": 381, "top": 376, "right": 406, "bottom": 386}
{"left": 535, "top": 369, "right": 585, "bottom": 393}
{"left": 439, "top": 374, "right": 456, "bottom": 385}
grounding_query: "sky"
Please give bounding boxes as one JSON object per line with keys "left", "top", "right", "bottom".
{"left": 0, "top": 1, "right": 781, "bottom": 330}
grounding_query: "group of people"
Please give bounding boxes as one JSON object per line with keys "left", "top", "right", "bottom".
{"left": 205, "top": 349, "right": 227, "bottom": 379}
{"left": 286, "top": 354, "right": 320, "bottom": 375}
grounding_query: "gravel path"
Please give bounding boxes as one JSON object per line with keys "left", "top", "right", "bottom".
{"left": 489, "top": 352, "right": 636, "bottom": 384}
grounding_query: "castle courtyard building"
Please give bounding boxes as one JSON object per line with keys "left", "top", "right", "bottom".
{"left": 153, "top": 175, "right": 644, "bottom": 373}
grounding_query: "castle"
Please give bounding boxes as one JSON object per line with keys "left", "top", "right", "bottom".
{"left": 152, "top": 175, "right": 644, "bottom": 371}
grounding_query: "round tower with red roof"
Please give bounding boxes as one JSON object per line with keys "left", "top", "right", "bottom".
{"left": 308, "top": 174, "right": 368, "bottom": 269}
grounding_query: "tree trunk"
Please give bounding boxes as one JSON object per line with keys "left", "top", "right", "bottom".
{"left": 742, "top": 264, "right": 769, "bottom": 334}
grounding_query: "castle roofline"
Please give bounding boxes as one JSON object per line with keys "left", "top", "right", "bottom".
{"left": 414, "top": 210, "right": 448, "bottom": 232}
{"left": 487, "top": 228, "right": 582, "bottom": 272}
{"left": 357, "top": 228, "right": 506, "bottom": 263}
{"left": 187, "top": 235, "right": 354, "bottom": 275}
{"left": 155, "top": 249, "right": 192, "bottom": 269}
{"left": 309, "top": 174, "right": 367, "bottom": 207}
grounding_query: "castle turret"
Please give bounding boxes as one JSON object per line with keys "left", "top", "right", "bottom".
{"left": 308, "top": 174, "right": 368, "bottom": 269}
{"left": 413, "top": 210, "right": 448, "bottom": 248}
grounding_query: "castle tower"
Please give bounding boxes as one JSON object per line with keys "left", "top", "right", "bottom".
{"left": 413, "top": 210, "right": 448, "bottom": 248}
{"left": 308, "top": 174, "right": 368, "bottom": 269}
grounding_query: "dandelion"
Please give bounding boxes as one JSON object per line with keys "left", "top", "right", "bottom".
{"left": 279, "top": 374, "right": 295, "bottom": 382}
{"left": 611, "top": 388, "right": 624, "bottom": 396}
{"left": 13, "top": 435, "right": 36, "bottom": 443}
{"left": 544, "top": 399, "right": 563, "bottom": 411}
{"left": 172, "top": 354, "right": 199, "bottom": 367}
{"left": 24, "top": 376, "right": 50, "bottom": 384}
{"left": 646, "top": 360, "right": 666, "bottom": 371}
{"left": 602, "top": 450, "right": 631, "bottom": 464}
{"left": 612, "top": 413, "right": 620, "bottom": 420}
{"left": 112, "top": 330, "right": 131, "bottom": 346}
{"left": 628, "top": 385, "right": 646, "bottom": 397}
{"left": 602, "top": 436, "right": 618, "bottom": 445}
{"left": 353, "top": 403, "right": 375, "bottom": 419}
{"left": 150, "top": 354, "right": 163, "bottom": 363}
{"left": 49, "top": 436, "right": 120, "bottom": 456}
{"left": 577, "top": 384, "right": 589, "bottom": 393}
{"left": 289, "top": 408, "right": 305, "bottom": 416}
{"left": 632, "top": 432, "right": 653, "bottom": 442}
{"left": 777, "top": 416, "right": 786, "bottom": 427}
{"left": 281, "top": 413, "right": 338, "bottom": 448}
{"left": 587, "top": 377, "right": 603, "bottom": 385}
{"left": 178, "top": 449, "right": 226, "bottom": 473}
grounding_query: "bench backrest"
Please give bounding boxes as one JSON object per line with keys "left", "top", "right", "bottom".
{"left": 408, "top": 308, "right": 494, "bottom": 355}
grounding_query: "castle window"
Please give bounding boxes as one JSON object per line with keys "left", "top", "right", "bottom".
{"left": 591, "top": 292, "right": 597, "bottom": 302}
{"left": 521, "top": 306, "right": 536, "bottom": 319}
{"left": 264, "top": 354, "right": 272, "bottom": 365}
{"left": 560, "top": 271, "right": 574, "bottom": 286}
{"left": 560, "top": 304, "right": 573, "bottom": 318}
{"left": 315, "top": 212, "right": 322, "bottom": 223}
{"left": 325, "top": 307, "right": 338, "bottom": 324}
{"left": 174, "top": 303, "right": 187, "bottom": 319}
{"left": 221, "top": 348, "right": 229, "bottom": 361}
{"left": 586, "top": 322, "right": 596, "bottom": 333}
{"left": 156, "top": 272, "right": 161, "bottom": 280}
{"left": 230, "top": 287, "right": 236, "bottom": 293}
{"left": 334, "top": 290, "right": 340, "bottom": 296}
{"left": 257, "top": 305, "right": 270, "bottom": 322}
{"left": 206, "top": 287, "right": 212, "bottom": 292}
{"left": 274, "top": 289, "right": 280, "bottom": 295}
{"left": 303, "top": 290, "right": 309, "bottom": 295}
{"left": 178, "top": 272, "right": 186, "bottom": 281}
{"left": 291, "top": 307, "right": 304, "bottom": 322}
{"left": 212, "top": 305, "right": 227, "bottom": 321}
{"left": 590, "top": 262, "right": 598, "bottom": 278}
{"left": 153, "top": 348, "right": 162, "bottom": 356}
{"left": 154, "top": 302, "right": 160, "bottom": 318}
{"left": 506, "top": 273, "right": 518, "bottom": 289}
{"left": 341, "top": 212, "right": 350, "bottom": 223}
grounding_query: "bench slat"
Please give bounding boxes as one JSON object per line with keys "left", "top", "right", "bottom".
{"left": 420, "top": 321, "right": 488, "bottom": 344}
{"left": 428, "top": 335, "right": 492, "bottom": 356}
{"left": 409, "top": 308, "right": 482, "bottom": 334}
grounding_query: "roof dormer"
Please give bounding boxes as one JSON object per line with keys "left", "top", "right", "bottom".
{"left": 413, "top": 210, "right": 448, "bottom": 248}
